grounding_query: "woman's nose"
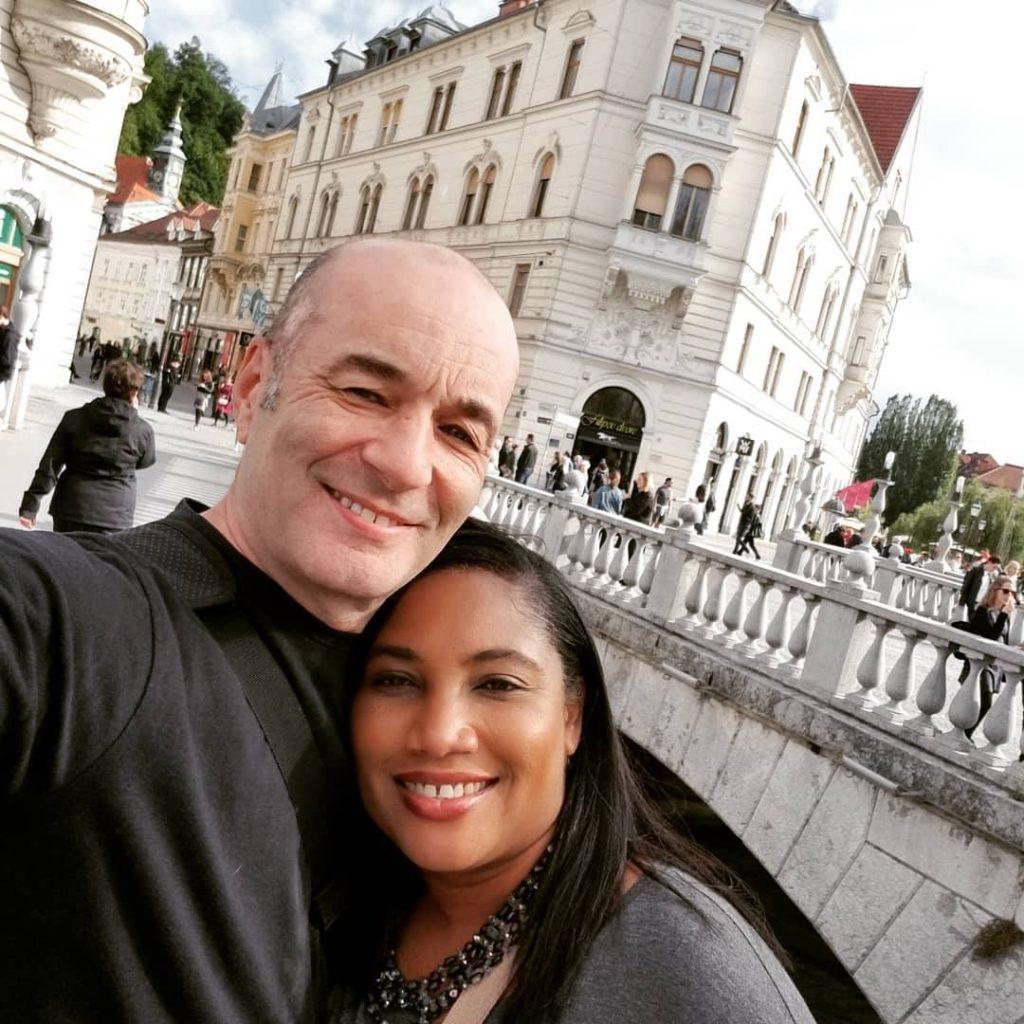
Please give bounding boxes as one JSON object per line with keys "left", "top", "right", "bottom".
{"left": 407, "top": 693, "right": 477, "bottom": 758}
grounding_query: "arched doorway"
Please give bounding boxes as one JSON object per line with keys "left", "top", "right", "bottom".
{"left": 0, "top": 206, "right": 25, "bottom": 311}
{"left": 703, "top": 421, "right": 729, "bottom": 490}
{"left": 573, "top": 386, "right": 646, "bottom": 488}
{"left": 772, "top": 456, "right": 799, "bottom": 537}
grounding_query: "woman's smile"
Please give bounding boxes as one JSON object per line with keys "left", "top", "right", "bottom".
{"left": 395, "top": 772, "right": 499, "bottom": 821}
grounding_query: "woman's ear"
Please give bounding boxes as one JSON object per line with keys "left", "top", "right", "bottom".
{"left": 564, "top": 688, "right": 584, "bottom": 757}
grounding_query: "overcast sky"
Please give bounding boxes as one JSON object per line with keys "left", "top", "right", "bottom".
{"left": 147, "top": 0, "right": 1022, "bottom": 460}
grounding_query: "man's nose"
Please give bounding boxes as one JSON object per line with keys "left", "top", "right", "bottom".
{"left": 407, "top": 693, "right": 478, "bottom": 759}
{"left": 362, "top": 409, "right": 435, "bottom": 492}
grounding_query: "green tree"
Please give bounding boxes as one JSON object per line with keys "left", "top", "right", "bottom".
{"left": 857, "top": 394, "right": 964, "bottom": 527}
{"left": 118, "top": 38, "right": 245, "bottom": 205}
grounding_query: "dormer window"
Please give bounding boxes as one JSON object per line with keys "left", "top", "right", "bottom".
{"left": 663, "top": 38, "right": 703, "bottom": 104}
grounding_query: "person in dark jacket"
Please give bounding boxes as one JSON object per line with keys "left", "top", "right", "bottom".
{"left": 623, "top": 471, "right": 656, "bottom": 525}
{"left": 515, "top": 433, "right": 538, "bottom": 485}
{"left": 157, "top": 358, "right": 181, "bottom": 412}
{"left": 733, "top": 497, "right": 756, "bottom": 555}
{"left": 0, "top": 304, "right": 20, "bottom": 395}
{"left": 18, "top": 359, "right": 156, "bottom": 533}
{"left": 735, "top": 502, "right": 764, "bottom": 560}
{"left": 497, "top": 436, "right": 516, "bottom": 477}
{"left": 960, "top": 555, "right": 1002, "bottom": 616}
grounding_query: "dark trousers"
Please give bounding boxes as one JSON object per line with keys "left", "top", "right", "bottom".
{"left": 515, "top": 467, "right": 533, "bottom": 485}
{"left": 734, "top": 535, "right": 761, "bottom": 560}
{"left": 157, "top": 384, "right": 175, "bottom": 412}
{"left": 52, "top": 518, "right": 119, "bottom": 535}
{"left": 194, "top": 408, "right": 203, "bottom": 427}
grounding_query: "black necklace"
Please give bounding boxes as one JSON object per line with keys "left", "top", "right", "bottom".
{"left": 365, "top": 850, "right": 551, "bottom": 1024}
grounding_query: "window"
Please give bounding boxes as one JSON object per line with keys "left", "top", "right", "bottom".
{"left": 476, "top": 165, "right": 496, "bottom": 224}
{"left": 425, "top": 86, "right": 445, "bottom": 134}
{"left": 559, "top": 40, "right": 585, "bottom": 99}
{"left": 701, "top": 49, "right": 741, "bottom": 113}
{"left": 815, "top": 285, "right": 838, "bottom": 338}
{"left": 138, "top": 263, "right": 147, "bottom": 285}
{"left": 315, "top": 192, "right": 331, "bottom": 237}
{"left": 531, "top": 153, "right": 554, "bottom": 217}
{"left": 761, "top": 212, "right": 784, "bottom": 277}
{"left": 272, "top": 267, "right": 285, "bottom": 302}
{"left": 304, "top": 125, "right": 317, "bottom": 162}
{"left": 763, "top": 346, "right": 784, "bottom": 397}
{"left": 791, "top": 100, "right": 808, "bottom": 156}
{"left": 632, "top": 154, "right": 674, "bottom": 230}
{"left": 486, "top": 67, "right": 506, "bottom": 120}
{"left": 850, "top": 334, "right": 867, "bottom": 364}
{"left": 737, "top": 323, "right": 753, "bottom": 375}
{"left": 378, "top": 100, "right": 402, "bottom": 145}
{"left": 336, "top": 114, "right": 357, "bottom": 156}
{"left": 814, "top": 147, "right": 834, "bottom": 204}
{"left": 508, "top": 263, "right": 530, "bottom": 316}
{"left": 327, "top": 192, "right": 340, "bottom": 236}
{"left": 874, "top": 254, "right": 889, "bottom": 283}
{"left": 840, "top": 195, "right": 858, "bottom": 246}
{"left": 788, "top": 248, "right": 813, "bottom": 312}
{"left": 355, "top": 187, "right": 372, "bottom": 235}
{"left": 366, "top": 184, "right": 382, "bottom": 233}
{"left": 402, "top": 179, "right": 421, "bottom": 230}
{"left": 416, "top": 176, "right": 433, "bottom": 228}
{"left": 458, "top": 169, "right": 479, "bottom": 226}
{"left": 247, "top": 163, "right": 263, "bottom": 192}
{"left": 663, "top": 37, "right": 703, "bottom": 104}
{"left": 126, "top": 261, "right": 134, "bottom": 281}
{"left": 277, "top": 159, "right": 288, "bottom": 189}
{"left": 501, "top": 62, "right": 521, "bottom": 116}
{"left": 670, "top": 163, "right": 712, "bottom": 241}
{"left": 439, "top": 82, "right": 456, "bottom": 130}
{"left": 795, "top": 371, "right": 813, "bottom": 415}
{"left": 285, "top": 196, "right": 299, "bottom": 238}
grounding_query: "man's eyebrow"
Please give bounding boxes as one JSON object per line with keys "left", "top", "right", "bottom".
{"left": 324, "top": 353, "right": 408, "bottom": 382}
{"left": 453, "top": 398, "right": 498, "bottom": 440}
{"left": 467, "top": 648, "right": 542, "bottom": 672}
{"left": 368, "top": 643, "right": 422, "bottom": 662}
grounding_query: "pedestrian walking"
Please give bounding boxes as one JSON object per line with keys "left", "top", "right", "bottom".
{"left": 0, "top": 304, "right": 20, "bottom": 410}
{"left": 589, "top": 458, "right": 608, "bottom": 496}
{"left": 193, "top": 370, "right": 214, "bottom": 429}
{"left": 591, "top": 468, "right": 626, "bottom": 515}
{"left": 698, "top": 483, "right": 716, "bottom": 535}
{"left": 212, "top": 375, "right": 235, "bottom": 426}
{"left": 654, "top": 477, "right": 673, "bottom": 527}
{"left": 623, "top": 471, "right": 655, "bottom": 525}
{"left": 18, "top": 359, "right": 156, "bottom": 534}
{"left": 734, "top": 500, "right": 764, "bottom": 560}
{"left": 89, "top": 343, "right": 106, "bottom": 380}
{"left": 557, "top": 455, "right": 589, "bottom": 499}
{"left": 546, "top": 452, "right": 563, "bottom": 491}
{"left": 515, "top": 433, "right": 538, "bottom": 485}
{"left": 960, "top": 555, "right": 1002, "bottom": 617}
{"left": 733, "top": 496, "right": 756, "bottom": 555}
{"left": 497, "top": 436, "right": 516, "bottom": 478}
{"left": 157, "top": 358, "right": 181, "bottom": 412}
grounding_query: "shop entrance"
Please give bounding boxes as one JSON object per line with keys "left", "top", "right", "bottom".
{"left": 572, "top": 387, "right": 645, "bottom": 490}
{"left": 0, "top": 206, "right": 25, "bottom": 312}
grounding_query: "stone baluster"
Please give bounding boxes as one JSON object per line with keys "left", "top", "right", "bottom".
{"left": 496, "top": 493, "right": 518, "bottom": 529}
{"left": 859, "top": 450, "right": 895, "bottom": 546}
{"left": 913, "top": 579, "right": 931, "bottom": 619}
{"left": 582, "top": 525, "right": 611, "bottom": 586}
{"left": 700, "top": 566, "right": 728, "bottom": 638}
{"left": 801, "top": 549, "right": 817, "bottom": 581}
{"left": 604, "top": 531, "right": 633, "bottom": 597}
{"left": 765, "top": 587, "right": 797, "bottom": 667}
{"left": 1009, "top": 607, "right": 1024, "bottom": 647}
{"left": 877, "top": 629, "right": 922, "bottom": 722}
{"left": 978, "top": 663, "right": 1024, "bottom": 766}
{"left": 872, "top": 560, "right": 900, "bottom": 605}
{"left": 645, "top": 508, "right": 698, "bottom": 623}
{"left": 620, "top": 539, "right": 649, "bottom": 606}
{"left": 479, "top": 480, "right": 497, "bottom": 515}
{"left": 524, "top": 501, "right": 546, "bottom": 542}
{"left": 945, "top": 651, "right": 990, "bottom": 749}
{"left": 637, "top": 543, "right": 660, "bottom": 603}
{"left": 680, "top": 557, "right": 710, "bottom": 631}
{"left": 909, "top": 640, "right": 953, "bottom": 735}
{"left": 564, "top": 515, "right": 591, "bottom": 577}
{"left": 539, "top": 501, "right": 573, "bottom": 565}
{"left": 721, "top": 572, "right": 750, "bottom": 648}
{"left": 926, "top": 477, "right": 963, "bottom": 573}
{"left": 782, "top": 596, "right": 817, "bottom": 677}
{"left": 846, "top": 617, "right": 890, "bottom": 708}
{"left": 738, "top": 577, "right": 771, "bottom": 658}
{"left": 507, "top": 496, "right": 530, "bottom": 533}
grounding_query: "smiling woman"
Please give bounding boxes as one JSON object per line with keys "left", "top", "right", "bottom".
{"left": 331, "top": 522, "right": 815, "bottom": 1024}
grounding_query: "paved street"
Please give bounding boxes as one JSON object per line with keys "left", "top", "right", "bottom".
{"left": 0, "top": 371, "right": 239, "bottom": 532}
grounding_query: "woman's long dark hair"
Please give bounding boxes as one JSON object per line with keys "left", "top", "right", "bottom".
{"left": 337, "top": 520, "right": 779, "bottom": 1021}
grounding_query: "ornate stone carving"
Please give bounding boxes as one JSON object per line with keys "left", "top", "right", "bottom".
{"left": 11, "top": 18, "right": 131, "bottom": 89}
{"left": 696, "top": 113, "right": 728, "bottom": 138}
{"left": 655, "top": 104, "right": 690, "bottom": 130}
{"left": 677, "top": 13, "right": 713, "bottom": 36}
{"left": 716, "top": 20, "right": 753, "bottom": 48}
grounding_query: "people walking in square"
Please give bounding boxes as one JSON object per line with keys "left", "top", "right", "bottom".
{"left": 734, "top": 500, "right": 764, "bottom": 560}
{"left": 733, "top": 496, "right": 756, "bottom": 555}
{"left": 497, "top": 436, "right": 516, "bottom": 477}
{"left": 654, "top": 477, "right": 673, "bottom": 526}
{"left": 193, "top": 370, "right": 214, "bottom": 428}
{"left": 591, "top": 468, "right": 626, "bottom": 515}
{"left": 212, "top": 374, "right": 235, "bottom": 426}
{"left": 17, "top": 358, "right": 155, "bottom": 534}
{"left": 157, "top": 358, "right": 181, "bottom": 412}
{"left": 960, "top": 554, "right": 1001, "bottom": 616}
{"left": 89, "top": 343, "right": 106, "bottom": 380}
{"left": 515, "top": 432, "right": 538, "bottom": 484}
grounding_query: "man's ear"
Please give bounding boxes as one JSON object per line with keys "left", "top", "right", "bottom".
{"left": 232, "top": 338, "right": 271, "bottom": 444}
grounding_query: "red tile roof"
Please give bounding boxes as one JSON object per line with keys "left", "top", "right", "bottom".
{"left": 959, "top": 451, "right": 1000, "bottom": 478}
{"left": 110, "top": 155, "right": 161, "bottom": 204}
{"left": 106, "top": 204, "right": 220, "bottom": 245}
{"left": 977, "top": 464, "right": 1024, "bottom": 494}
{"left": 849, "top": 84, "right": 921, "bottom": 174}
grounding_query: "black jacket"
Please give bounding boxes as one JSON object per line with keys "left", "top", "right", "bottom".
{"left": 516, "top": 442, "right": 538, "bottom": 476}
{"left": 960, "top": 564, "right": 994, "bottom": 611}
{"left": 19, "top": 396, "right": 156, "bottom": 528}
{"left": 624, "top": 486, "right": 655, "bottom": 525}
{"left": 966, "top": 605, "right": 1010, "bottom": 644}
{"left": 0, "top": 321, "right": 19, "bottom": 383}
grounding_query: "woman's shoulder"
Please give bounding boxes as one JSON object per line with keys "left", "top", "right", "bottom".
{"left": 558, "top": 866, "right": 815, "bottom": 1024}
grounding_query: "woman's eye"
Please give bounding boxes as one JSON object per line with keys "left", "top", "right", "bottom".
{"left": 368, "top": 672, "right": 416, "bottom": 691}
{"left": 477, "top": 676, "right": 524, "bottom": 694}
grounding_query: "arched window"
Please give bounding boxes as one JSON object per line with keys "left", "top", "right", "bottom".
{"left": 475, "top": 165, "right": 496, "bottom": 224}
{"left": 416, "top": 175, "right": 433, "bottom": 228}
{"left": 354, "top": 186, "right": 372, "bottom": 235}
{"left": 315, "top": 192, "right": 330, "bottom": 237}
{"left": 632, "top": 154, "right": 674, "bottom": 231}
{"left": 663, "top": 37, "right": 704, "bottom": 104}
{"left": 701, "top": 49, "right": 742, "bottom": 113}
{"left": 531, "top": 153, "right": 555, "bottom": 218}
{"left": 326, "top": 192, "right": 340, "bottom": 236}
{"left": 761, "top": 212, "right": 784, "bottom": 277}
{"left": 814, "top": 147, "right": 835, "bottom": 204}
{"left": 789, "top": 248, "right": 813, "bottom": 312}
{"left": 815, "top": 284, "right": 838, "bottom": 338}
{"left": 284, "top": 195, "right": 299, "bottom": 238}
{"left": 367, "top": 184, "right": 383, "bottom": 233}
{"left": 402, "top": 178, "right": 421, "bottom": 231}
{"left": 670, "top": 164, "right": 713, "bottom": 241}
{"left": 458, "top": 168, "right": 479, "bottom": 226}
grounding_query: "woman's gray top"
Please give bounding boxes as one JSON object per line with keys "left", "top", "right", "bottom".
{"left": 333, "top": 869, "right": 816, "bottom": 1023}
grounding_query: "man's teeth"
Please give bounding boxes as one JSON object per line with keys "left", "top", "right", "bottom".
{"left": 329, "top": 489, "right": 393, "bottom": 528}
{"left": 402, "top": 781, "right": 489, "bottom": 799}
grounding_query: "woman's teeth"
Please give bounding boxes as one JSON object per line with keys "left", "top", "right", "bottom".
{"left": 401, "top": 780, "right": 489, "bottom": 799}
{"left": 328, "top": 488, "right": 393, "bottom": 528}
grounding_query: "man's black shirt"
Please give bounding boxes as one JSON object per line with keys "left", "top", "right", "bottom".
{"left": 0, "top": 501, "right": 353, "bottom": 1023}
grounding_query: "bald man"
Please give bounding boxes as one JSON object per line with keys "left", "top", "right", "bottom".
{"left": 0, "top": 240, "right": 520, "bottom": 1023}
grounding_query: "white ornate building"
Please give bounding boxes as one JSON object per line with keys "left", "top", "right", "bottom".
{"left": 0, "top": 0, "right": 148, "bottom": 428}
{"left": 269, "top": 0, "right": 920, "bottom": 536}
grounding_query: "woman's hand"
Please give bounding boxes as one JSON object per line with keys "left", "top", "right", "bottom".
{"left": 18, "top": 516, "right": 35, "bottom": 529}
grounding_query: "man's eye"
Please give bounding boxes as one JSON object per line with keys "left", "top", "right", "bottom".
{"left": 345, "top": 387, "right": 386, "bottom": 405}
{"left": 441, "top": 424, "right": 477, "bottom": 448}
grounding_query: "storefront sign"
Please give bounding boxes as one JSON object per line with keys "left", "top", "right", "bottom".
{"left": 736, "top": 435, "right": 755, "bottom": 457}
{"left": 579, "top": 411, "right": 642, "bottom": 439}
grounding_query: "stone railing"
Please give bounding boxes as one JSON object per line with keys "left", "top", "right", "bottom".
{"left": 482, "top": 476, "right": 1024, "bottom": 773}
